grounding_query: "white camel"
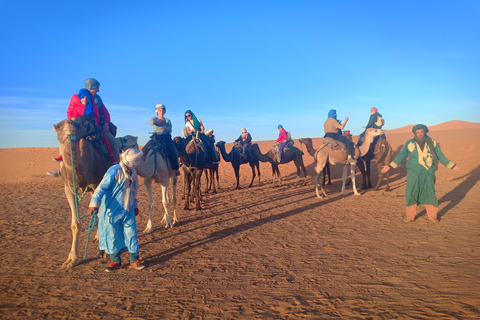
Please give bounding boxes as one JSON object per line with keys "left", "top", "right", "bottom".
{"left": 115, "top": 135, "right": 139, "bottom": 153}
{"left": 299, "top": 128, "right": 383, "bottom": 198}
{"left": 134, "top": 145, "right": 178, "bottom": 233}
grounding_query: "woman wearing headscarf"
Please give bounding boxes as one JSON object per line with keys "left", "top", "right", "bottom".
{"left": 358, "top": 107, "right": 385, "bottom": 146}
{"left": 184, "top": 110, "right": 205, "bottom": 136}
{"left": 382, "top": 124, "right": 460, "bottom": 222}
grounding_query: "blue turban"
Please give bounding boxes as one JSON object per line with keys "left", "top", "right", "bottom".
{"left": 78, "top": 89, "right": 94, "bottom": 118}
{"left": 278, "top": 124, "right": 283, "bottom": 129}
{"left": 328, "top": 109, "right": 337, "bottom": 119}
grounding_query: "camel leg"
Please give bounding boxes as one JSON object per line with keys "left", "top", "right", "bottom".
{"left": 341, "top": 165, "right": 348, "bottom": 195}
{"left": 159, "top": 178, "right": 173, "bottom": 228}
{"left": 215, "top": 168, "right": 220, "bottom": 191}
{"left": 169, "top": 175, "right": 178, "bottom": 224}
{"left": 143, "top": 178, "right": 156, "bottom": 233}
{"left": 62, "top": 186, "right": 81, "bottom": 268}
{"left": 195, "top": 170, "right": 203, "bottom": 211}
{"left": 256, "top": 163, "right": 261, "bottom": 186}
{"left": 366, "top": 160, "right": 373, "bottom": 188}
{"left": 184, "top": 170, "right": 191, "bottom": 210}
{"left": 301, "top": 164, "right": 308, "bottom": 186}
{"left": 248, "top": 162, "right": 256, "bottom": 187}
{"left": 351, "top": 164, "right": 360, "bottom": 196}
{"left": 234, "top": 165, "right": 241, "bottom": 189}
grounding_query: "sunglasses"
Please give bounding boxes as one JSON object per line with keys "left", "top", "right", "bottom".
{"left": 186, "top": 114, "right": 192, "bottom": 117}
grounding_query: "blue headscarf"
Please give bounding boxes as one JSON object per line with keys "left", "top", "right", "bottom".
{"left": 328, "top": 109, "right": 337, "bottom": 119}
{"left": 78, "top": 89, "right": 94, "bottom": 118}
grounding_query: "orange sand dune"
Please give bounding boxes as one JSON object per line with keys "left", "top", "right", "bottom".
{"left": 0, "top": 121, "right": 479, "bottom": 318}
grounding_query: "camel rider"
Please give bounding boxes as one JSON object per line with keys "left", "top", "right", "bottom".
{"left": 323, "top": 109, "right": 356, "bottom": 163}
{"left": 358, "top": 107, "right": 385, "bottom": 146}
{"left": 184, "top": 110, "right": 218, "bottom": 163}
{"left": 88, "top": 148, "right": 146, "bottom": 272}
{"left": 235, "top": 128, "right": 252, "bottom": 158}
{"left": 47, "top": 88, "right": 116, "bottom": 177}
{"left": 144, "top": 104, "right": 180, "bottom": 173}
{"left": 276, "top": 125, "right": 288, "bottom": 164}
{"left": 85, "top": 78, "right": 120, "bottom": 163}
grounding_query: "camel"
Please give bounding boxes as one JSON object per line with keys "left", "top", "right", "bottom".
{"left": 54, "top": 119, "right": 113, "bottom": 268}
{"left": 134, "top": 139, "right": 178, "bottom": 232}
{"left": 299, "top": 128, "right": 383, "bottom": 198}
{"left": 174, "top": 136, "right": 207, "bottom": 210}
{"left": 115, "top": 135, "right": 139, "bottom": 153}
{"left": 203, "top": 161, "right": 220, "bottom": 194}
{"left": 355, "top": 135, "right": 392, "bottom": 191}
{"left": 215, "top": 141, "right": 261, "bottom": 189}
{"left": 252, "top": 142, "right": 308, "bottom": 186}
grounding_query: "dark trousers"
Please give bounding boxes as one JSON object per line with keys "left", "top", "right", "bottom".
{"left": 279, "top": 141, "right": 288, "bottom": 161}
{"left": 156, "top": 133, "right": 179, "bottom": 170}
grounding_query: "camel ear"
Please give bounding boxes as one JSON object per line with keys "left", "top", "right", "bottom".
{"left": 53, "top": 123, "right": 58, "bottom": 132}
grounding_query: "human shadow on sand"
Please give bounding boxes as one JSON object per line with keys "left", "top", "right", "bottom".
{"left": 144, "top": 190, "right": 347, "bottom": 266}
{"left": 415, "top": 165, "right": 480, "bottom": 221}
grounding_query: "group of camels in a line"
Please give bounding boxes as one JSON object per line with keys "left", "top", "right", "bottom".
{"left": 53, "top": 118, "right": 390, "bottom": 268}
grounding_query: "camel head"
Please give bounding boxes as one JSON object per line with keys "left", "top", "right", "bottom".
{"left": 53, "top": 119, "right": 76, "bottom": 144}
{"left": 298, "top": 138, "right": 312, "bottom": 146}
{"left": 364, "top": 128, "right": 384, "bottom": 144}
{"left": 215, "top": 141, "right": 226, "bottom": 150}
{"left": 116, "top": 135, "right": 139, "bottom": 151}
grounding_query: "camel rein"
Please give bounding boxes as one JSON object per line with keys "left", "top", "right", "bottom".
{"left": 68, "top": 135, "right": 98, "bottom": 260}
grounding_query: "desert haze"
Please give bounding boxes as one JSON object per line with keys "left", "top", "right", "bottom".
{"left": 0, "top": 120, "right": 479, "bottom": 319}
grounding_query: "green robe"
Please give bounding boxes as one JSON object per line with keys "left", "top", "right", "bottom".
{"left": 390, "top": 138, "right": 455, "bottom": 207}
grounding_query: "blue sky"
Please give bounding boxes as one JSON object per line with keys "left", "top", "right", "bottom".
{"left": 1, "top": 0, "right": 479, "bottom": 148}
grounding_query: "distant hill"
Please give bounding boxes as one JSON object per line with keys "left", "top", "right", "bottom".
{"left": 385, "top": 120, "right": 480, "bottom": 134}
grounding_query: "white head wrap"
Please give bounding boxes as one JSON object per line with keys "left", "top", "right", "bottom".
{"left": 122, "top": 148, "right": 143, "bottom": 168}
{"left": 242, "top": 128, "right": 247, "bottom": 133}
{"left": 155, "top": 103, "right": 166, "bottom": 111}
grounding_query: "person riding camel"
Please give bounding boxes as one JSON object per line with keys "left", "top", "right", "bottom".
{"left": 323, "top": 109, "right": 356, "bottom": 163}
{"left": 184, "top": 110, "right": 218, "bottom": 163}
{"left": 276, "top": 125, "right": 288, "bottom": 164}
{"left": 235, "top": 128, "right": 252, "bottom": 158}
{"left": 47, "top": 88, "right": 116, "bottom": 177}
{"left": 142, "top": 104, "right": 180, "bottom": 174}
{"left": 358, "top": 107, "right": 385, "bottom": 146}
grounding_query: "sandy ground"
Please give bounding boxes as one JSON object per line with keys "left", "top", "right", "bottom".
{"left": 0, "top": 120, "right": 479, "bottom": 319}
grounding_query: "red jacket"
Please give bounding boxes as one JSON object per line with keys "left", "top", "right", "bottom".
{"left": 276, "top": 128, "right": 287, "bottom": 142}
{"left": 67, "top": 94, "right": 100, "bottom": 126}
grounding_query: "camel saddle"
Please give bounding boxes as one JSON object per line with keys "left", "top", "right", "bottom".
{"left": 143, "top": 135, "right": 168, "bottom": 161}
{"left": 185, "top": 138, "right": 206, "bottom": 155}
{"left": 323, "top": 137, "right": 347, "bottom": 151}
{"left": 271, "top": 141, "right": 294, "bottom": 155}
{"left": 72, "top": 115, "right": 110, "bottom": 161}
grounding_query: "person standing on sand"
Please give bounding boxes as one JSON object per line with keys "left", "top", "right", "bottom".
{"left": 381, "top": 124, "right": 460, "bottom": 222}
{"left": 88, "top": 148, "right": 146, "bottom": 272}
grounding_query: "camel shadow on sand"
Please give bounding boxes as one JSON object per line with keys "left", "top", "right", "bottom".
{"left": 144, "top": 186, "right": 346, "bottom": 267}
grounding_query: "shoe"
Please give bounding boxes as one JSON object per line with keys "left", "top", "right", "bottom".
{"left": 429, "top": 218, "right": 439, "bottom": 222}
{"left": 46, "top": 169, "right": 62, "bottom": 178}
{"left": 279, "top": 160, "right": 285, "bottom": 164}
{"left": 404, "top": 217, "right": 414, "bottom": 223}
{"left": 105, "top": 261, "right": 122, "bottom": 272}
{"left": 347, "top": 155, "right": 356, "bottom": 164}
{"left": 53, "top": 155, "right": 63, "bottom": 162}
{"left": 131, "top": 259, "right": 145, "bottom": 270}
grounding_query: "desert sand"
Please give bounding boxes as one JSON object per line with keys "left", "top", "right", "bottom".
{"left": 0, "top": 120, "right": 479, "bottom": 319}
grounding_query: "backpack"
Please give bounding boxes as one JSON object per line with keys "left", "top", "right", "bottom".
{"left": 287, "top": 131, "right": 292, "bottom": 141}
{"left": 375, "top": 115, "right": 385, "bottom": 127}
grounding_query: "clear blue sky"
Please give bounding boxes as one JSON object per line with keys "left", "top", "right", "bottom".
{"left": 1, "top": 0, "right": 479, "bottom": 148}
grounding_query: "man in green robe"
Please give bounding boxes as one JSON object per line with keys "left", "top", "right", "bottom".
{"left": 382, "top": 124, "right": 459, "bottom": 222}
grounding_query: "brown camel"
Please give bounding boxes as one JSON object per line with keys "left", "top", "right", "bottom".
{"left": 203, "top": 161, "right": 220, "bottom": 194}
{"left": 54, "top": 119, "right": 112, "bottom": 268}
{"left": 252, "top": 142, "right": 308, "bottom": 186}
{"left": 174, "top": 136, "right": 206, "bottom": 210}
{"left": 215, "top": 141, "right": 261, "bottom": 189}
{"left": 299, "top": 128, "right": 383, "bottom": 198}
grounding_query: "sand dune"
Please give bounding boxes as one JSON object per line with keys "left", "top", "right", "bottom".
{"left": 0, "top": 121, "right": 479, "bottom": 319}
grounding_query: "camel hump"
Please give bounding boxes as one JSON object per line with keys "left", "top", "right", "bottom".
{"left": 323, "top": 137, "right": 346, "bottom": 151}
{"left": 285, "top": 146, "right": 303, "bottom": 156}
